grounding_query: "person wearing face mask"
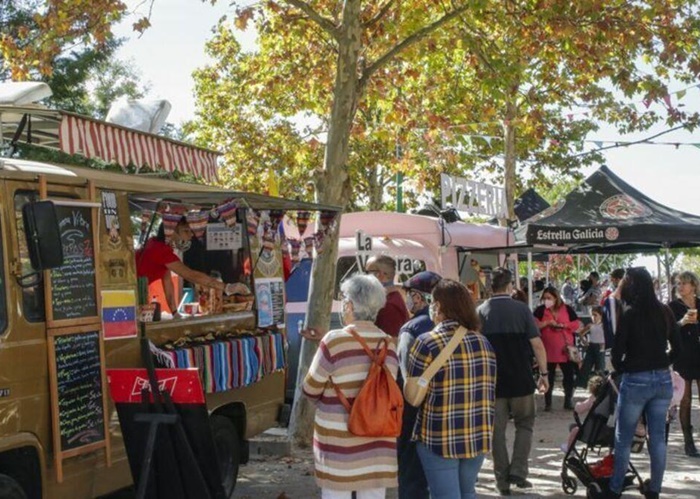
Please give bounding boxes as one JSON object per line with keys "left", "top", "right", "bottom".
{"left": 395, "top": 271, "right": 442, "bottom": 499}
{"left": 365, "top": 255, "right": 409, "bottom": 337}
{"left": 302, "top": 274, "right": 399, "bottom": 498}
{"left": 136, "top": 216, "right": 249, "bottom": 316}
{"left": 533, "top": 285, "right": 581, "bottom": 411}
{"left": 407, "top": 279, "right": 497, "bottom": 499}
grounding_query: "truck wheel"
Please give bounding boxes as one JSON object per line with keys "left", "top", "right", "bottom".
{"left": 0, "top": 474, "right": 27, "bottom": 499}
{"left": 210, "top": 415, "right": 241, "bottom": 498}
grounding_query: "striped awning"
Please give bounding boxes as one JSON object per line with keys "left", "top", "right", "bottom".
{"left": 0, "top": 106, "right": 219, "bottom": 182}
{"left": 59, "top": 113, "right": 218, "bottom": 181}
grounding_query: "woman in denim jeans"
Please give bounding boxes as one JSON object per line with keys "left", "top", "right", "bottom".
{"left": 608, "top": 268, "right": 680, "bottom": 499}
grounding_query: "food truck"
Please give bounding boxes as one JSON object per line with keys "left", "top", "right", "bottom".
{"left": 0, "top": 99, "right": 338, "bottom": 498}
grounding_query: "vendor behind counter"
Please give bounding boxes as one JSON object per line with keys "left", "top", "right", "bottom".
{"left": 136, "top": 216, "right": 249, "bottom": 317}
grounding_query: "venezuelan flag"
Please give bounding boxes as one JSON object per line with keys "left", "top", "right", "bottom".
{"left": 102, "top": 290, "right": 137, "bottom": 339}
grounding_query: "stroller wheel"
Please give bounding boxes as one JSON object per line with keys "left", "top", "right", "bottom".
{"left": 586, "top": 482, "right": 602, "bottom": 499}
{"left": 562, "top": 476, "right": 578, "bottom": 495}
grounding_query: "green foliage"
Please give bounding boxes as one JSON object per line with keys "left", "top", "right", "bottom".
{"left": 189, "top": 1, "right": 700, "bottom": 211}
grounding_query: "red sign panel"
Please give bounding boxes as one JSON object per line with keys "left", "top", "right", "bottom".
{"left": 107, "top": 368, "right": 205, "bottom": 404}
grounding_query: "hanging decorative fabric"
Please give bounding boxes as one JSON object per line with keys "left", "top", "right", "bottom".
{"left": 319, "top": 210, "right": 337, "bottom": 234}
{"left": 313, "top": 231, "right": 326, "bottom": 254}
{"left": 161, "top": 205, "right": 186, "bottom": 243}
{"left": 303, "top": 236, "right": 315, "bottom": 259}
{"left": 218, "top": 199, "right": 239, "bottom": 228}
{"left": 269, "top": 210, "right": 285, "bottom": 233}
{"left": 280, "top": 239, "right": 290, "bottom": 259}
{"left": 186, "top": 210, "right": 209, "bottom": 240}
{"left": 246, "top": 209, "right": 260, "bottom": 237}
{"left": 289, "top": 239, "right": 302, "bottom": 263}
{"left": 296, "top": 210, "right": 311, "bottom": 237}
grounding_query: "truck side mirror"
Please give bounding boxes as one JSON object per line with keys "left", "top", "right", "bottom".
{"left": 22, "top": 200, "right": 64, "bottom": 270}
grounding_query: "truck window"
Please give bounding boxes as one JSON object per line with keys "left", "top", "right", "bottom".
{"left": 0, "top": 215, "right": 7, "bottom": 333}
{"left": 131, "top": 204, "right": 253, "bottom": 317}
{"left": 14, "top": 192, "right": 46, "bottom": 322}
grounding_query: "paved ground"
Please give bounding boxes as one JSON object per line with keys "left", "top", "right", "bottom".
{"left": 234, "top": 387, "right": 700, "bottom": 498}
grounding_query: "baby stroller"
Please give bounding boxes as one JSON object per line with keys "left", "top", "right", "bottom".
{"left": 560, "top": 374, "right": 645, "bottom": 497}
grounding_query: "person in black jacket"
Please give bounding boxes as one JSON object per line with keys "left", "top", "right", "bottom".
{"left": 667, "top": 270, "right": 700, "bottom": 457}
{"left": 607, "top": 267, "right": 680, "bottom": 499}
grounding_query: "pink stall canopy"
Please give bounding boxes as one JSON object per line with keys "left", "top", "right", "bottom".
{"left": 0, "top": 106, "right": 219, "bottom": 182}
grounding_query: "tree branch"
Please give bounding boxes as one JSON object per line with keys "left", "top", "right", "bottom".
{"left": 363, "top": 0, "right": 396, "bottom": 29}
{"left": 360, "top": 6, "right": 469, "bottom": 87}
{"left": 283, "top": 0, "right": 339, "bottom": 39}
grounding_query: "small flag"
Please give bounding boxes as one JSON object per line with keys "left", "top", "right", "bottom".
{"left": 102, "top": 290, "right": 137, "bottom": 339}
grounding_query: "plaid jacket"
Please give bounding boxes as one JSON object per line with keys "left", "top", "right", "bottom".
{"left": 407, "top": 320, "right": 497, "bottom": 458}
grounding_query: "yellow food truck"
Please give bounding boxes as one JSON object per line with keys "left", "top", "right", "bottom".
{"left": 0, "top": 103, "right": 338, "bottom": 498}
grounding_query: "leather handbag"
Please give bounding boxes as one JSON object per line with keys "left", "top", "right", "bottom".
{"left": 403, "top": 326, "right": 467, "bottom": 407}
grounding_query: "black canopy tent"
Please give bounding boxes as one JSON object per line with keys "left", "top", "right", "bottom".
{"left": 498, "top": 166, "right": 700, "bottom": 305}
{"left": 516, "top": 165, "right": 700, "bottom": 253}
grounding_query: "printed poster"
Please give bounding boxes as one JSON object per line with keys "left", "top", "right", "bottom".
{"left": 206, "top": 223, "right": 242, "bottom": 251}
{"left": 255, "top": 278, "right": 285, "bottom": 328}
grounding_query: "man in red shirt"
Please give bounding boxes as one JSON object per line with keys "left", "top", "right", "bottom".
{"left": 365, "top": 255, "right": 409, "bottom": 337}
{"left": 136, "top": 217, "right": 249, "bottom": 314}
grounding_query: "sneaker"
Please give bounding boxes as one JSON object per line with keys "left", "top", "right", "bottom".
{"left": 508, "top": 475, "right": 533, "bottom": 488}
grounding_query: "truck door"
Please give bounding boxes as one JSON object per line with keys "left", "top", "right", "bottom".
{"left": 7, "top": 180, "right": 107, "bottom": 497}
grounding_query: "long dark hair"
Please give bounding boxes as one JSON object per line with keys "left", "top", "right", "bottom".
{"left": 619, "top": 267, "right": 667, "bottom": 334}
{"left": 432, "top": 279, "right": 480, "bottom": 331}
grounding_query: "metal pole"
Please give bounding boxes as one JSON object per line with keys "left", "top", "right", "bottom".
{"left": 528, "top": 252, "right": 533, "bottom": 309}
{"left": 664, "top": 247, "right": 672, "bottom": 303}
{"left": 656, "top": 254, "right": 662, "bottom": 300}
{"left": 396, "top": 172, "right": 404, "bottom": 213}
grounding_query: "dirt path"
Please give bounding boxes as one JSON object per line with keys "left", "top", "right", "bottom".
{"left": 234, "top": 388, "right": 700, "bottom": 498}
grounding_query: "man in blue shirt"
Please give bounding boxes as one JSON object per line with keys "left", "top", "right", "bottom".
{"left": 396, "top": 270, "right": 442, "bottom": 499}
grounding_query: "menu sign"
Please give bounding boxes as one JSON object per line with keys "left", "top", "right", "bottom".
{"left": 54, "top": 331, "right": 106, "bottom": 450}
{"left": 50, "top": 205, "right": 97, "bottom": 321}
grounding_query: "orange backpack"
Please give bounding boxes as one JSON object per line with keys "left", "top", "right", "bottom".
{"left": 330, "top": 328, "right": 404, "bottom": 437}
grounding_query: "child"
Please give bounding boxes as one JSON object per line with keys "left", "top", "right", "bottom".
{"left": 577, "top": 306, "right": 606, "bottom": 387}
{"left": 562, "top": 375, "right": 606, "bottom": 452}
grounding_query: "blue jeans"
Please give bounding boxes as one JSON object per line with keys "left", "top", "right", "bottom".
{"left": 397, "top": 405, "right": 429, "bottom": 499}
{"left": 416, "top": 443, "right": 485, "bottom": 499}
{"left": 610, "top": 369, "right": 673, "bottom": 494}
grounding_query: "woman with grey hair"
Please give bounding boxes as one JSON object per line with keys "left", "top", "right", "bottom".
{"left": 668, "top": 270, "right": 700, "bottom": 457}
{"left": 303, "top": 274, "right": 399, "bottom": 498}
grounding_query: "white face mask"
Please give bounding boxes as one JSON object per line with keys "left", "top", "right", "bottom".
{"left": 405, "top": 293, "right": 414, "bottom": 313}
{"left": 429, "top": 302, "right": 439, "bottom": 323}
{"left": 544, "top": 298, "right": 555, "bottom": 309}
{"left": 172, "top": 239, "right": 192, "bottom": 252}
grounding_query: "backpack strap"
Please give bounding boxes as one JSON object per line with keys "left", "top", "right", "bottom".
{"left": 329, "top": 327, "right": 389, "bottom": 413}
{"left": 419, "top": 326, "right": 467, "bottom": 383}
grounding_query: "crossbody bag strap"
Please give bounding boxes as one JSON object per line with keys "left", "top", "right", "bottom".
{"left": 418, "top": 326, "right": 467, "bottom": 383}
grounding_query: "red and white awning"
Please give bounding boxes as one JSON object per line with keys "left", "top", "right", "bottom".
{"left": 58, "top": 113, "right": 218, "bottom": 182}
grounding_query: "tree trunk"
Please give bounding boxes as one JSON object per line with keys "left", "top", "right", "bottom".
{"left": 288, "top": 0, "right": 362, "bottom": 447}
{"left": 367, "top": 164, "right": 384, "bottom": 211}
{"left": 503, "top": 96, "right": 517, "bottom": 223}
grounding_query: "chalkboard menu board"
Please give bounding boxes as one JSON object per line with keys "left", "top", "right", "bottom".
{"left": 50, "top": 205, "right": 97, "bottom": 321}
{"left": 54, "top": 331, "right": 106, "bottom": 450}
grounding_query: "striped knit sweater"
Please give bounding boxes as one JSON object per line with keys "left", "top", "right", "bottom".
{"left": 302, "top": 321, "right": 399, "bottom": 491}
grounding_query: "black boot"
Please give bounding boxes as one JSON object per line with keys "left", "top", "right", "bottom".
{"left": 683, "top": 425, "right": 700, "bottom": 457}
{"left": 563, "top": 387, "right": 574, "bottom": 410}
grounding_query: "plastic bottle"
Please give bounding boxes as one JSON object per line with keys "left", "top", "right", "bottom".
{"left": 151, "top": 295, "right": 161, "bottom": 322}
